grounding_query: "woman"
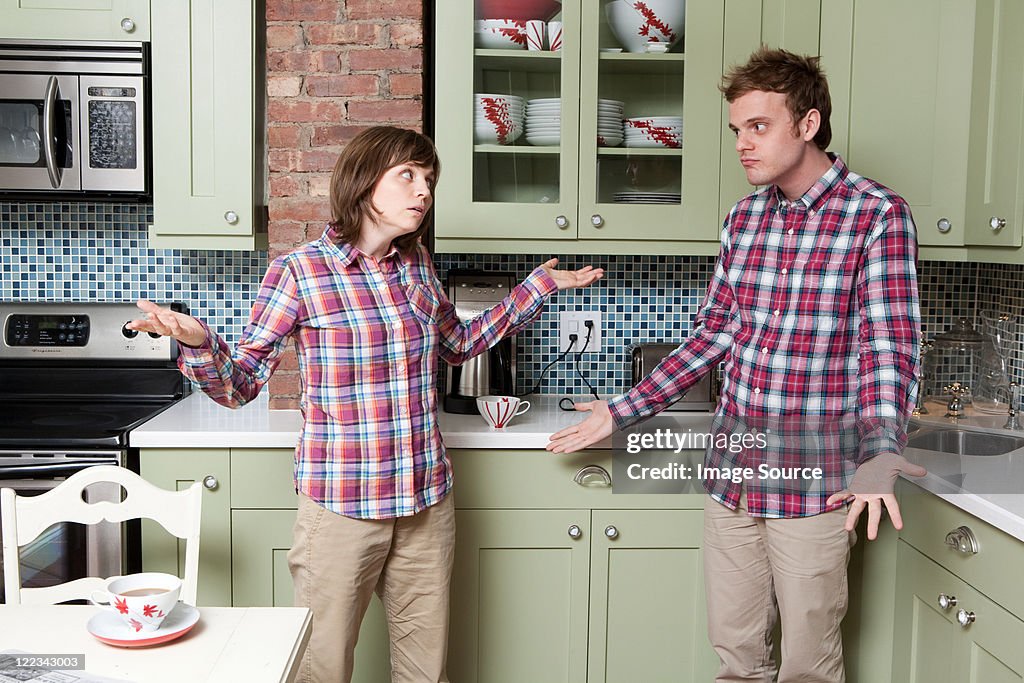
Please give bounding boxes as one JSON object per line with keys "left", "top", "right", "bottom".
{"left": 127, "top": 126, "right": 603, "bottom": 683}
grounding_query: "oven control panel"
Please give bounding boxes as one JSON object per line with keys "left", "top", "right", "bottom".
{"left": 5, "top": 314, "right": 91, "bottom": 347}
{"left": 0, "top": 303, "right": 181, "bottom": 361}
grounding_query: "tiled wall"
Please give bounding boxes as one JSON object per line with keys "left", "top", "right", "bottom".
{"left": 5, "top": 200, "right": 1017, "bottom": 405}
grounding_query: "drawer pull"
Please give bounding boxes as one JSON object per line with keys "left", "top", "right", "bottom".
{"left": 567, "top": 524, "right": 582, "bottom": 540}
{"left": 945, "top": 526, "right": 979, "bottom": 555}
{"left": 574, "top": 465, "right": 612, "bottom": 488}
{"left": 956, "top": 608, "right": 976, "bottom": 627}
{"left": 937, "top": 593, "right": 957, "bottom": 610}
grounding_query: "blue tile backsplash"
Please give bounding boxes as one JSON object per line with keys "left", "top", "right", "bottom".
{"left": 2, "top": 201, "right": 1020, "bottom": 402}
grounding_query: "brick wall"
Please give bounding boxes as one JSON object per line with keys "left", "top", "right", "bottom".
{"left": 265, "top": 0, "right": 425, "bottom": 408}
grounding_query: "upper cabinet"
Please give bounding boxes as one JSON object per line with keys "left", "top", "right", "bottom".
{"left": 0, "top": 0, "right": 149, "bottom": 41}
{"left": 434, "top": 0, "right": 743, "bottom": 255}
{"left": 147, "top": 0, "right": 267, "bottom": 250}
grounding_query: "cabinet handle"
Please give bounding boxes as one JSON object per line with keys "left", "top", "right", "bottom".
{"left": 567, "top": 524, "right": 582, "bottom": 540}
{"left": 936, "top": 217, "right": 952, "bottom": 233}
{"left": 590, "top": 214, "right": 604, "bottom": 228}
{"left": 573, "top": 465, "right": 611, "bottom": 488}
{"left": 944, "top": 526, "right": 979, "bottom": 555}
{"left": 224, "top": 211, "right": 240, "bottom": 225}
{"left": 990, "top": 216, "right": 1007, "bottom": 232}
{"left": 604, "top": 525, "right": 619, "bottom": 539}
{"left": 956, "top": 608, "right": 976, "bottom": 627}
{"left": 937, "top": 593, "right": 957, "bottom": 610}
{"left": 555, "top": 215, "right": 570, "bottom": 229}
{"left": 203, "top": 475, "right": 219, "bottom": 491}
{"left": 120, "top": 17, "right": 136, "bottom": 33}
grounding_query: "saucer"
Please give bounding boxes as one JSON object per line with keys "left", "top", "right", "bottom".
{"left": 87, "top": 602, "right": 200, "bottom": 648}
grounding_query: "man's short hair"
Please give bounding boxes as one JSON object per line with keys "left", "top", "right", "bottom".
{"left": 720, "top": 47, "right": 832, "bottom": 151}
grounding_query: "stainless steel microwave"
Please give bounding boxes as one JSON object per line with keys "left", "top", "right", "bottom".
{"left": 0, "top": 40, "right": 148, "bottom": 198}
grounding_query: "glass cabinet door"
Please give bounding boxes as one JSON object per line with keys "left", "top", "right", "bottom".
{"left": 435, "top": 0, "right": 580, "bottom": 241}
{"left": 578, "top": 0, "right": 724, "bottom": 241}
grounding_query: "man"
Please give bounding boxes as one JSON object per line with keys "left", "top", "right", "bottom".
{"left": 548, "top": 48, "right": 925, "bottom": 682}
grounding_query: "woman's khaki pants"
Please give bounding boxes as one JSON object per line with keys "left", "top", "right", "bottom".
{"left": 289, "top": 493, "right": 456, "bottom": 683}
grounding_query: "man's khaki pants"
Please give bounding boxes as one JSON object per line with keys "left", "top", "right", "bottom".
{"left": 703, "top": 492, "right": 856, "bottom": 683}
{"left": 288, "top": 492, "right": 456, "bottom": 683}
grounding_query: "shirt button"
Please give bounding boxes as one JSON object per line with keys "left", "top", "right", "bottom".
{"left": 774, "top": 309, "right": 781, "bottom": 317}
{"left": 788, "top": 228, "right": 794, "bottom": 235}
{"left": 781, "top": 268, "right": 788, "bottom": 275}
{"left": 761, "top": 347, "right": 769, "bottom": 354}
{"left": 754, "top": 387, "right": 761, "bottom": 395}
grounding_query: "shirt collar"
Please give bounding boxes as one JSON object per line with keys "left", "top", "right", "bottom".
{"left": 769, "top": 153, "right": 847, "bottom": 214}
{"left": 319, "top": 224, "right": 400, "bottom": 267}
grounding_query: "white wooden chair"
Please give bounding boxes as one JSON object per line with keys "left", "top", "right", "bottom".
{"left": 1, "top": 465, "right": 202, "bottom": 606}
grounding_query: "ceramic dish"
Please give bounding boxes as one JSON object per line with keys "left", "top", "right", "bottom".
{"left": 526, "top": 134, "right": 560, "bottom": 146}
{"left": 87, "top": 602, "right": 200, "bottom": 648}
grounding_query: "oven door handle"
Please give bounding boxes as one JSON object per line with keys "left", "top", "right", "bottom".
{"left": 42, "top": 75, "right": 64, "bottom": 189}
{"left": 0, "top": 461, "right": 117, "bottom": 480}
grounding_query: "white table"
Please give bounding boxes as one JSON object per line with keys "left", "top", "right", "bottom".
{"left": 0, "top": 605, "right": 312, "bottom": 682}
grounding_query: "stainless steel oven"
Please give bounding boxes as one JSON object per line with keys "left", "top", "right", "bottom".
{"left": 0, "top": 40, "right": 148, "bottom": 197}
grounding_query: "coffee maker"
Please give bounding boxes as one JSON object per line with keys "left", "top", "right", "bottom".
{"left": 443, "top": 269, "right": 516, "bottom": 414}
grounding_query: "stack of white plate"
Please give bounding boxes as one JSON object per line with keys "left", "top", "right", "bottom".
{"left": 613, "top": 191, "right": 682, "bottom": 204}
{"left": 475, "top": 93, "right": 525, "bottom": 145}
{"left": 624, "top": 116, "right": 682, "bottom": 148}
{"left": 598, "top": 99, "right": 624, "bottom": 147}
{"left": 525, "top": 98, "right": 561, "bottom": 146}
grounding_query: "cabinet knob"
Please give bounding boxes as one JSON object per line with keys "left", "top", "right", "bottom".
{"left": 224, "top": 210, "right": 240, "bottom": 225}
{"left": 944, "top": 525, "right": 979, "bottom": 555}
{"left": 937, "top": 593, "right": 958, "bottom": 610}
{"left": 604, "top": 525, "right": 619, "bottom": 539}
{"left": 936, "top": 217, "right": 952, "bottom": 233}
{"left": 956, "top": 608, "right": 976, "bottom": 628}
{"left": 203, "top": 475, "right": 219, "bottom": 490}
{"left": 573, "top": 465, "right": 611, "bottom": 488}
{"left": 567, "top": 524, "right": 582, "bottom": 539}
{"left": 990, "top": 216, "right": 1007, "bottom": 232}
{"left": 120, "top": 17, "right": 136, "bottom": 33}
{"left": 590, "top": 214, "right": 604, "bottom": 228}
{"left": 555, "top": 215, "right": 570, "bottom": 229}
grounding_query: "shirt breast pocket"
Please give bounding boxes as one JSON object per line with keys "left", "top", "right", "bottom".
{"left": 406, "top": 283, "right": 441, "bottom": 327}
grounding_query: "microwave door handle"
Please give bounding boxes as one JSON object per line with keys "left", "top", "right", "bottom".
{"left": 0, "top": 461, "right": 114, "bottom": 479}
{"left": 42, "top": 75, "right": 63, "bottom": 188}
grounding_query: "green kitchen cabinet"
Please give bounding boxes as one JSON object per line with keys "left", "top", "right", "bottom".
{"left": 0, "top": 0, "right": 149, "bottom": 41}
{"left": 139, "top": 448, "right": 232, "bottom": 607}
{"left": 147, "top": 0, "right": 267, "bottom": 250}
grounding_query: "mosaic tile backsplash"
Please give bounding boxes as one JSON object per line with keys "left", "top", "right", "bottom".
{"left": 2, "top": 201, "right": 1021, "bottom": 404}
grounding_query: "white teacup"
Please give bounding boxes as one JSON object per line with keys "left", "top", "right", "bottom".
{"left": 476, "top": 395, "right": 531, "bottom": 429}
{"left": 90, "top": 572, "right": 182, "bottom": 632}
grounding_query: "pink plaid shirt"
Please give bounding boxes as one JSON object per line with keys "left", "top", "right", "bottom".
{"left": 178, "top": 226, "right": 557, "bottom": 518}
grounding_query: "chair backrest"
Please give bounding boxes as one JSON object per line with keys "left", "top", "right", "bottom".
{"left": 1, "top": 465, "right": 202, "bottom": 606}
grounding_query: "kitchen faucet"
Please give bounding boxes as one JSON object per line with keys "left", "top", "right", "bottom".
{"left": 944, "top": 382, "right": 968, "bottom": 420}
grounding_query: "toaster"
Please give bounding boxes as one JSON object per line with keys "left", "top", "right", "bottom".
{"left": 629, "top": 343, "right": 717, "bottom": 412}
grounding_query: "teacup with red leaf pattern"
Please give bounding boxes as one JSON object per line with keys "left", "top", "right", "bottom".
{"left": 90, "top": 572, "right": 182, "bottom": 633}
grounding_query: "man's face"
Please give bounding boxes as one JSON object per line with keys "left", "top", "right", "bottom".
{"left": 727, "top": 90, "right": 813, "bottom": 189}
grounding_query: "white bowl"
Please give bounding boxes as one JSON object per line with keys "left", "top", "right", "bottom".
{"left": 475, "top": 20, "right": 527, "bottom": 49}
{"left": 528, "top": 97, "right": 561, "bottom": 105}
{"left": 605, "top": 0, "right": 685, "bottom": 54}
{"left": 526, "top": 134, "right": 560, "bottom": 146}
{"left": 475, "top": 122, "right": 523, "bottom": 145}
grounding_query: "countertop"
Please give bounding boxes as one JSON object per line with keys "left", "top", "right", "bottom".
{"left": 131, "top": 393, "right": 1024, "bottom": 541}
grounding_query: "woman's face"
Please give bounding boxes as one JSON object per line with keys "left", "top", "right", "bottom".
{"left": 366, "top": 161, "right": 435, "bottom": 240}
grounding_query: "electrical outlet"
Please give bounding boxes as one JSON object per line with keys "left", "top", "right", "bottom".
{"left": 559, "top": 311, "right": 602, "bottom": 353}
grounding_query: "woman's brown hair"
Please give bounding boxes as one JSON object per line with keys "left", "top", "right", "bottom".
{"left": 328, "top": 126, "right": 441, "bottom": 255}
{"left": 720, "top": 47, "right": 832, "bottom": 151}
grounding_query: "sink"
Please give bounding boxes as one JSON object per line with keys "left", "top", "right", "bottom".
{"left": 906, "top": 429, "right": 1024, "bottom": 456}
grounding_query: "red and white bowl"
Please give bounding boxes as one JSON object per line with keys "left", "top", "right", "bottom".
{"left": 605, "top": 0, "right": 685, "bottom": 54}
{"left": 475, "top": 19, "right": 528, "bottom": 49}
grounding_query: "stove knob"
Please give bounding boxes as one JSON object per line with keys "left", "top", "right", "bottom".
{"left": 147, "top": 331, "right": 162, "bottom": 339}
{"left": 121, "top": 323, "right": 139, "bottom": 339}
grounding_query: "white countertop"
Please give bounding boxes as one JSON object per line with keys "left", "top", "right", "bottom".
{"left": 131, "top": 393, "right": 1024, "bottom": 542}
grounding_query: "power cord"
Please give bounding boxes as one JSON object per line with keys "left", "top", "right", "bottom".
{"left": 575, "top": 321, "right": 600, "bottom": 400}
{"left": 520, "top": 333, "right": 578, "bottom": 398}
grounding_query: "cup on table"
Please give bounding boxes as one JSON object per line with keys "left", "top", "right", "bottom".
{"left": 90, "top": 572, "right": 182, "bottom": 632}
{"left": 476, "top": 395, "right": 531, "bottom": 429}
{"left": 547, "top": 21, "right": 562, "bottom": 51}
{"left": 525, "top": 20, "right": 546, "bottom": 51}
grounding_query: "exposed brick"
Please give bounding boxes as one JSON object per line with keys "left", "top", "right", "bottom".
{"left": 347, "top": 0, "right": 421, "bottom": 20}
{"left": 267, "top": 220, "right": 306, "bottom": 245}
{"left": 267, "top": 75, "right": 303, "bottom": 97}
{"left": 267, "top": 49, "right": 317, "bottom": 73}
{"left": 266, "top": 0, "right": 338, "bottom": 22}
{"left": 270, "top": 175, "right": 303, "bottom": 197}
{"left": 268, "top": 100, "right": 345, "bottom": 122}
{"left": 269, "top": 149, "right": 340, "bottom": 172}
{"left": 308, "top": 174, "right": 333, "bottom": 197}
{"left": 269, "top": 396, "right": 301, "bottom": 410}
{"left": 266, "top": 25, "right": 303, "bottom": 49}
{"left": 348, "top": 99, "right": 422, "bottom": 123}
{"left": 268, "top": 372, "right": 302, "bottom": 398}
{"left": 389, "top": 23, "right": 423, "bottom": 48}
{"left": 271, "top": 197, "right": 332, "bottom": 223}
{"left": 305, "top": 74, "right": 378, "bottom": 97}
{"left": 277, "top": 347, "right": 300, "bottom": 372}
{"left": 306, "top": 50, "right": 343, "bottom": 72}
{"left": 388, "top": 73, "right": 422, "bottom": 97}
{"left": 311, "top": 124, "right": 367, "bottom": 147}
{"left": 348, "top": 49, "right": 422, "bottom": 72}
{"left": 305, "top": 23, "right": 381, "bottom": 46}
{"left": 267, "top": 125, "right": 304, "bottom": 149}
